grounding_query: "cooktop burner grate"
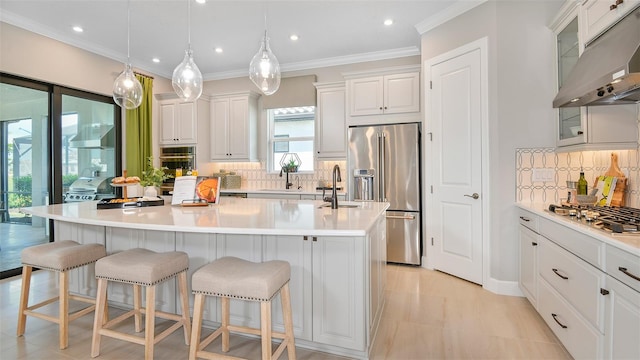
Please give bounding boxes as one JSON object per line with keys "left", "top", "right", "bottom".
{"left": 590, "top": 206, "right": 640, "bottom": 233}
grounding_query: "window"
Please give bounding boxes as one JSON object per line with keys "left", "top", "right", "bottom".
{"left": 268, "top": 106, "right": 315, "bottom": 173}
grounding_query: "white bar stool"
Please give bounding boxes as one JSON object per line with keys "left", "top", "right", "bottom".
{"left": 189, "top": 256, "right": 296, "bottom": 360}
{"left": 17, "top": 240, "right": 107, "bottom": 349}
{"left": 91, "top": 248, "right": 191, "bottom": 360}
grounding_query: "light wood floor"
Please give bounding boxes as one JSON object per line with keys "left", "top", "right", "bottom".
{"left": 0, "top": 264, "right": 571, "bottom": 359}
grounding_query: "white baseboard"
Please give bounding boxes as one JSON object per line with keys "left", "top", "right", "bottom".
{"left": 483, "top": 276, "right": 524, "bottom": 297}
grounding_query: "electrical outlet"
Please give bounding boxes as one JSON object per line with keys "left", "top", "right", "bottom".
{"left": 532, "top": 168, "right": 555, "bottom": 182}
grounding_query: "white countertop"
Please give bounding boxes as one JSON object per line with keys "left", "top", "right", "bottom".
{"left": 21, "top": 197, "right": 388, "bottom": 237}
{"left": 220, "top": 187, "right": 346, "bottom": 196}
{"left": 517, "top": 203, "right": 640, "bottom": 255}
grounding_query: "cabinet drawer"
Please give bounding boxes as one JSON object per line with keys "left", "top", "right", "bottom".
{"left": 517, "top": 208, "right": 538, "bottom": 233}
{"left": 539, "top": 236, "right": 605, "bottom": 330}
{"left": 539, "top": 216, "right": 605, "bottom": 269}
{"left": 606, "top": 245, "right": 640, "bottom": 293}
{"left": 538, "top": 279, "right": 602, "bottom": 359}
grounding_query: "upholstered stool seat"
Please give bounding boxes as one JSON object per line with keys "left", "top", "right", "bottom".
{"left": 17, "top": 240, "right": 107, "bottom": 350}
{"left": 91, "top": 248, "right": 191, "bottom": 360}
{"left": 189, "top": 257, "right": 296, "bottom": 360}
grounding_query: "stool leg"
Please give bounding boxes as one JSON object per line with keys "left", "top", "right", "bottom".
{"left": 59, "top": 270, "right": 69, "bottom": 349}
{"left": 260, "top": 301, "right": 272, "bottom": 360}
{"left": 281, "top": 283, "right": 296, "bottom": 360}
{"left": 189, "top": 294, "right": 205, "bottom": 360}
{"left": 91, "top": 278, "right": 108, "bottom": 358}
{"left": 17, "top": 265, "right": 32, "bottom": 337}
{"left": 178, "top": 271, "right": 191, "bottom": 345}
{"left": 144, "top": 285, "right": 156, "bottom": 360}
{"left": 134, "top": 284, "right": 142, "bottom": 332}
{"left": 221, "top": 297, "right": 230, "bottom": 352}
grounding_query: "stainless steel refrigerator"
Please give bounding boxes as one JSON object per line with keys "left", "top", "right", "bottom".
{"left": 347, "top": 123, "right": 421, "bottom": 265}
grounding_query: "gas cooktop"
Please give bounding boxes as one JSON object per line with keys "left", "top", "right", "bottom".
{"left": 549, "top": 204, "right": 640, "bottom": 234}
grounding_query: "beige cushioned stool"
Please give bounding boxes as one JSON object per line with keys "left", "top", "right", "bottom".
{"left": 91, "top": 248, "right": 191, "bottom": 360}
{"left": 189, "top": 256, "right": 296, "bottom": 360}
{"left": 17, "top": 240, "right": 106, "bottom": 350}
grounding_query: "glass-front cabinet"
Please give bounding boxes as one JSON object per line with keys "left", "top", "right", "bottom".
{"left": 555, "top": 15, "right": 586, "bottom": 146}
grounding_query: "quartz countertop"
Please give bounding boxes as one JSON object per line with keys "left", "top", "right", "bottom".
{"left": 517, "top": 202, "right": 640, "bottom": 255}
{"left": 21, "top": 197, "right": 388, "bottom": 237}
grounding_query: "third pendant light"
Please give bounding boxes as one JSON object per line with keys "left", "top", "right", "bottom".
{"left": 249, "top": 12, "right": 281, "bottom": 96}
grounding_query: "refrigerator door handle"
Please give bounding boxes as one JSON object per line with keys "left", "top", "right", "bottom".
{"left": 379, "top": 133, "right": 386, "bottom": 202}
{"left": 386, "top": 214, "right": 416, "bottom": 220}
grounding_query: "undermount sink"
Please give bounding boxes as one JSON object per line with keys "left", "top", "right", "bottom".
{"left": 318, "top": 203, "right": 360, "bottom": 209}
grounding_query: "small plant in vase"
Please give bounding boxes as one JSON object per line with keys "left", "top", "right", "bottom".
{"left": 283, "top": 158, "right": 299, "bottom": 173}
{"left": 140, "top": 157, "right": 173, "bottom": 197}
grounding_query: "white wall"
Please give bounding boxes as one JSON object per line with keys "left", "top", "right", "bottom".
{"left": 421, "top": 1, "right": 562, "bottom": 283}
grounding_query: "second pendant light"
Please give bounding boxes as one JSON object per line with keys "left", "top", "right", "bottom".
{"left": 172, "top": 0, "right": 203, "bottom": 101}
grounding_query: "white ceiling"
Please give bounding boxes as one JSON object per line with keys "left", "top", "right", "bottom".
{"left": 0, "top": 0, "right": 482, "bottom": 80}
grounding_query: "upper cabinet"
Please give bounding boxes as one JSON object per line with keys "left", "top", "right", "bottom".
{"left": 158, "top": 97, "right": 205, "bottom": 145}
{"left": 551, "top": 1, "right": 639, "bottom": 152}
{"left": 345, "top": 65, "right": 421, "bottom": 126}
{"left": 314, "top": 82, "right": 346, "bottom": 159}
{"left": 579, "top": 0, "right": 640, "bottom": 45}
{"left": 210, "top": 92, "right": 258, "bottom": 162}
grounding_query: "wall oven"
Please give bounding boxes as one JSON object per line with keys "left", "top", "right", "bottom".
{"left": 159, "top": 146, "right": 195, "bottom": 194}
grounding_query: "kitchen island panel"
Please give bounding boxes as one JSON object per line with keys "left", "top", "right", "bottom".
{"left": 105, "top": 227, "right": 177, "bottom": 313}
{"left": 54, "top": 221, "right": 105, "bottom": 297}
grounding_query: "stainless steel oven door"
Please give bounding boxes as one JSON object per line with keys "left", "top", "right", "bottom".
{"left": 386, "top": 211, "right": 421, "bottom": 265}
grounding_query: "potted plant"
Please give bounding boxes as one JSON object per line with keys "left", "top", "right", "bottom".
{"left": 282, "top": 158, "right": 299, "bottom": 173}
{"left": 140, "top": 157, "right": 173, "bottom": 197}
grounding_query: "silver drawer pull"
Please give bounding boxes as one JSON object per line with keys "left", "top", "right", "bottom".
{"left": 386, "top": 215, "right": 416, "bottom": 220}
{"left": 552, "top": 268, "right": 569, "bottom": 280}
{"left": 551, "top": 313, "right": 568, "bottom": 329}
{"left": 619, "top": 267, "right": 640, "bottom": 282}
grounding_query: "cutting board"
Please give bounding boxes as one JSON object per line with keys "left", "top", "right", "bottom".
{"left": 593, "top": 153, "right": 626, "bottom": 207}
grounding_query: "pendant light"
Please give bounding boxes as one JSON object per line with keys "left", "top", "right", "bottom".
{"left": 249, "top": 13, "right": 280, "bottom": 96}
{"left": 172, "top": 0, "right": 203, "bottom": 101}
{"left": 113, "top": 0, "right": 143, "bottom": 110}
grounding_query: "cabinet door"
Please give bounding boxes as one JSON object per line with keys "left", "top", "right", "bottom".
{"left": 316, "top": 86, "right": 346, "bottom": 159}
{"left": 519, "top": 225, "right": 538, "bottom": 307}
{"left": 159, "top": 101, "right": 177, "bottom": 145}
{"left": 580, "top": 0, "right": 619, "bottom": 44}
{"left": 312, "top": 236, "right": 365, "bottom": 350}
{"left": 348, "top": 77, "right": 383, "bottom": 116}
{"left": 227, "top": 96, "right": 249, "bottom": 160}
{"left": 264, "top": 235, "right": 313, "bottom": 341}
{"left": 176, "top": 101, "right": 197, "bottom": 144}
{"left": 603, "top": 275, "right": 640, "bottom": 360}
{"left": 210, "top": 97, "right": 230, "bottom": 160}
{"left": 384, "top": 72, "right": 420, "bottom": 114}
{"left": 587, "top": 104, "right": 639, "bottom": 144}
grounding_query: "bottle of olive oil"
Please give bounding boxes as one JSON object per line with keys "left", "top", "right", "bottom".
{"left": 577, "top": 170, "right": 588, "bottom": 195}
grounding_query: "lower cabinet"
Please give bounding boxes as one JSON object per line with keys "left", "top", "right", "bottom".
{"left": 518, "top": 224, "right": 538, "bottom": 306}
{"left": 602, "top": 275, "right": 640, "bottom": 360}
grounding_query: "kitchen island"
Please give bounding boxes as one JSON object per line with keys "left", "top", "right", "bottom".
{"left": 21, "top": 197, "right": 388, "bottom": 359}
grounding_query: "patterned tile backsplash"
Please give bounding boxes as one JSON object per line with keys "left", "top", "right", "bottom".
{"left": 208, "top": 160, "right": 347, "bottom": 191}
{"left": 516, "top": 148, "right": 640, "bottom": 208}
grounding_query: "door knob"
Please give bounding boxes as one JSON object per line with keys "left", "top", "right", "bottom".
{"left": 464, "top": 193, "right": 479, "bottom": 199}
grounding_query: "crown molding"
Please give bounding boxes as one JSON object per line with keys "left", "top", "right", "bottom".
{"left": 415, "top": 0, "right": 488, "bottom": 35}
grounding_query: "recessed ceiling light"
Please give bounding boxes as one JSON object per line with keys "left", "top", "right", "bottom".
{"left": 290, "top": 34, "right": 299, "bottom": 41}
{"left": 195, "top": 0, "right": 206, "bottom": 4}
{"left": 72, "top": 26, "right": 83, "bottom": 33}
{"left": 215, "top": 47, "right": 223, "bottom": 53}
{"left": 152, "top": 58, "right": 160, "bottom": 63}
{"left": 384, "top": 19, "right": 393, "bottom": 26}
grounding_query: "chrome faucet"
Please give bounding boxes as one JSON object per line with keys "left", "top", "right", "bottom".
{"left": 324, "top": 165, "right": 342, "bottom": 209}
{"left": 295, "top": 176, "right": 302, "bottom": 190}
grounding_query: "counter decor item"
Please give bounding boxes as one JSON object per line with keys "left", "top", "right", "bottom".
{"left": 593, "top": 152, "right": 627, "bottom": 207}
{"left": 97, "top": 196, "right": 164, "bottom": 209}
{"left": 279, "top": 153, "right": 301, "bottom": 173}
{"left": 140, "top": 157, "right": 173, "bottom": 198}
{"left": 577, "top": 170, "right": 588, "bottom": 195}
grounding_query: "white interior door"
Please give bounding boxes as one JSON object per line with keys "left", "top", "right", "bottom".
{"left": 427, "top": 43, "right": 484, "bottom": 285}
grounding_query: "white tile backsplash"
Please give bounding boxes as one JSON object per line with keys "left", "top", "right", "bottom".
{"left": 516, "top": 148, "right": 640, "bottom": 208}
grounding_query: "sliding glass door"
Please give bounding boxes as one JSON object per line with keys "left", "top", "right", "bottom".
{"left": 0, "top": 79, "right": 50, "bottom": 275}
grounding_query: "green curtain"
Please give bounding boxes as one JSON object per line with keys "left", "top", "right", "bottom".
{"left": 125, "top": 74, "right": 153, "bottom": 177}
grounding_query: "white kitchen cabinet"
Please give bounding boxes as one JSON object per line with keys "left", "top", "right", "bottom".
{"left": 210, "top": 92, "right": 258, "bottom": 162}
{"left": 344, "top": 65, "right": 421, "bottom": 126}
{"left": 314, "top": 82, "right": 346, "bottom": 159}
{"left": 519, "top": 220, "right": 539, "bottom": 307}
{"left": 579, "top": 0, "right": 640, "bottom": 45}
{"left": 159, "top": 98, "right": 200, "bottom": 145}
{"left": 602, "top": 274, "right": 640, "bottom": 360}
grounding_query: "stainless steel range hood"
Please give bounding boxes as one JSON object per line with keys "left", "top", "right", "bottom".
{"left": 69, "top": 125, "right": 115, "bottom": 148}
{"left": 553, "top": 7, "right": 640, "bottom": 108}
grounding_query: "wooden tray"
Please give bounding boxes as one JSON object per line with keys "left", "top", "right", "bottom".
{"left": 97, "top": 197, "right": 164, "bottom": 209}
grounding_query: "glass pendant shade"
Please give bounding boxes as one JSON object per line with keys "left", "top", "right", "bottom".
{"left": 113, "top": 63, "right": 143, "bottom": 109}
{"left": 172, "top": 48, "right": 203, "bottom": 101}
{"left": 249, "top": 34, "right": 281, "bottom": 96}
